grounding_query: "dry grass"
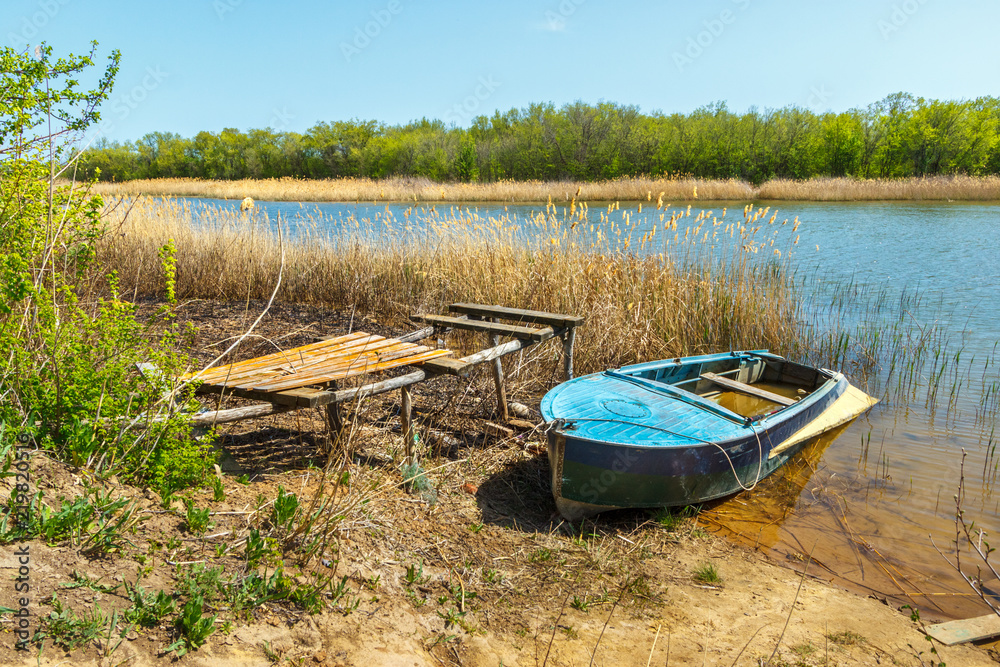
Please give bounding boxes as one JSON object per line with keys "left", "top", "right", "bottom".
{"left": 97, "top": 195, "right": 805, "bottom": 376}
{"left": 90, "top": 176, "right": 753, "bottom": 203}
{"left": 757, "top": 175, "right": 1000, "bottom": 201}
{"left": 89, "top": 174, "right": 1000, "bottom": 203}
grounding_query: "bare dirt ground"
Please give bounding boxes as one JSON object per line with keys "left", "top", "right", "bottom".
{"left": 2, "top": 299, "right": 997, "bottom": 666}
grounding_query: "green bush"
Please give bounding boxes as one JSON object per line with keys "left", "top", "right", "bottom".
{"left": 0, "top": 43, "right": 215, "bottom": 494}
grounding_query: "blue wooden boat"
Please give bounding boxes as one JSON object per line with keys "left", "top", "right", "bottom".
{"left": 540, "top": 350, "right": 877, "bottom": 519}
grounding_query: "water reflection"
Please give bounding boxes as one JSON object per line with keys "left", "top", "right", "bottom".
{"left": 705, "top": 421, "right": 999, "bottom": 621}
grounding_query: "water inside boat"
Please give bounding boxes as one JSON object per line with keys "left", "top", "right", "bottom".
{"left": 709, "top": 384, "right": 801, "bottom": 418}
{"left": 618, "top": 353, "right": 834, "bottom": 421}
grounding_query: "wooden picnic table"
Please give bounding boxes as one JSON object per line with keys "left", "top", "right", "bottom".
{"left": 182, "top": 303, "right": 584, "bottom": 464}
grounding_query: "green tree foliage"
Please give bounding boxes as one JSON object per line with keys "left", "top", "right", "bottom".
{"left": 1, "top": 43, "right": 215, "bottom": 493}
{"left": 79, "top": 94, "right": 1000, "bottom": 184}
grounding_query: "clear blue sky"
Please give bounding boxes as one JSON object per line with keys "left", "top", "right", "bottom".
{"left": 4, "top": 0, "right": 998, "bottom": 142}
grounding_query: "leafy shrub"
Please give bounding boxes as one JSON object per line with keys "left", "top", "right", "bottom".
{"left": 0, "top": 43, "right": 215, "bottom": 494}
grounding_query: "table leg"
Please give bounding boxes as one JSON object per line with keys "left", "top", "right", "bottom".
{"left": 490, "top": 332, "right": 509, "bottom": 422}
{"left": 325, "top": 381, "right": 346, "bottom": 455}
{"left": 562, "top": 327, "right": 576, "bottom": 380}
{"left": 401, "top": 385, "right": 416, "bottom": 464}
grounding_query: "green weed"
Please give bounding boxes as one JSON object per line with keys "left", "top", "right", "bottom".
{"left": 404, "top": 561, "right": 425, "bottom": 586}
{"left": 123, "top": 582, "right": 176, "bottom": 628}
{"left": 167, "top": 594, "right": 216, "bottom": 656}
{"left": 271, "top": 486, "right": 300, "bottom": 530}
{"left": 184, "top": 499, "right": 212, "bottom": 535}
{"left": 39, "top": 595, "right": 110, "bottom": 652}
{"left": 693, "top": 562, "right": 721, "bottom": 584}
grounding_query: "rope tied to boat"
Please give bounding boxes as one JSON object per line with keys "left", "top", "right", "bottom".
{"left": 549, "top": 417, "right": 766, "bottom": 492}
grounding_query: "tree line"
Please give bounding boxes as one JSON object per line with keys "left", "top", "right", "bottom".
{"left": 80, "top": 93, "right": 1000, "bottom": 184}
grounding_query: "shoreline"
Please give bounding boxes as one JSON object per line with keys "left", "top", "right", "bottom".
{"left": 88, "top": 175, "right": 1000, "bottom": 204}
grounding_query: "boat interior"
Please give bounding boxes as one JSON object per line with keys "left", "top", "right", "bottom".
{"left": 616, "top": 352, "right": 836, "bottom": 420}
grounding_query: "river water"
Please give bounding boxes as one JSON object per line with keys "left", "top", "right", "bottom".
{"left": 176, "top": 195, "right": 1000, "bottom": 620}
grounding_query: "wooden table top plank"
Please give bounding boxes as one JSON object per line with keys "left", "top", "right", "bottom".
{"left": 188, "top": 329, "right": 454, "bottom": 399}
{"left": 248, "top": 343, "right": 440, "bottom": 391}
{"left": 192, "top": 333, "right": 384, "bottom": 382}
{"left": 278, "top": 338, "right": 411, "bottom": 375}
{"left": 416, "top": 356, "right": 472, "bottom": 377}
{"left": 246, "top": 350, "right": 451, "bottom": 395}
{"left": 184, "top": 332, "right": 379, "bottom": 383}
{"left": 189, "top": 334, "right": 391, "bottom": 385}
{"left": 302, "top": 349, "right": 453, "bottom": 387}
{"left": 218, "top": 337, "right": 407, "bottom": 388}
{"left": 252, "top": 347, "right": 449, "bottom": 391}
{"left": 188, "top": 331, "right": 373, "bottom": 380}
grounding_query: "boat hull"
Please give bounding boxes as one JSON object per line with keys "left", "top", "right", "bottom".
{"left": 541, "top": 352, "right": 877, "bottom": 519}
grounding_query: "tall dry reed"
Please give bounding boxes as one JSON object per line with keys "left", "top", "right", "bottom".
{"left": 91, "top": 176, "right": 751, "bottom": 203}
{"left": 98, "top": 195, "right": 805, "bottom": 376}
{"left": 756, "top": 175, "right": 1000, "bottom": 201}
{"left": 90, "top": 174, "right": 1000, "bottom": 203}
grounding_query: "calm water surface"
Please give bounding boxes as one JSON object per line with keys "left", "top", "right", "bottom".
{"left": 177, "top": 196, "right": 1000, "bottom": 619}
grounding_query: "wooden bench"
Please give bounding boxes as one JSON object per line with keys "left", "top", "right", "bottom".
{"left": 412, "top": 303, "right": 585, "bottom": 423}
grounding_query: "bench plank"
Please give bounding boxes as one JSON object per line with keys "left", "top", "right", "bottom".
{"left": 413, "top": 314, "right": 553, "bottom": 342}
{"left": 700, "top": 372, "right": 796, "bottom": 407}
{"left": 448, "top": 303, "right": 585, "bottom": 328}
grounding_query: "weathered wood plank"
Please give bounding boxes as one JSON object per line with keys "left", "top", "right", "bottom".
{"left": 193, "top": 334, "right": 387, "bottom": 384}
{"left": 317, "top": 325, "right": 437, "bottom": 345}
{"left": 401, "top": 385, "right": 416, "bottom": 463}
{"left": 448, "top": 303, "right": 585, "bottom": 328}
{"left": 330, "top": 370, "right": 427, "bottom": 403}
{"left": 562, "top": 327, "right": 577, "bottom": 380}
{"left": 700, "top": 372, "right": 796, "bottom": 406}
{"left": 243, "top": 342, "right": 434, "bottom": 390}
{"left": 396, "top": 326, "right": 436, "bottom": 344}
{"left": 489, "top": 331, "right": 509, "bottom": 422}
{"left": 461, "top": 337, "right": 534, "bottom": 366}
{"left": 190, "top": 402, "right": 296, "bottom": 426}
{"left": 416, "top": 336, "right": 547, "bottom": 376}
{"left": 182, "top": 332, "right": 374, "bottom": 382}
{"left": 413, "top": 314, "right": 553, "bottom": 342}
{"left": 206, "top": 339, "right": 406, "bottom": 389}
{"left": 417, "top": 356, "right": 472, "bottom": 377}
{"left": 249, "top": 348, "right": 452, "bottom": 392}
{"left": 218, "top": 386, "right": 334, "bottom": 408}
{"left": 927, "top": 613, "right": 1000, "bottom": 645}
